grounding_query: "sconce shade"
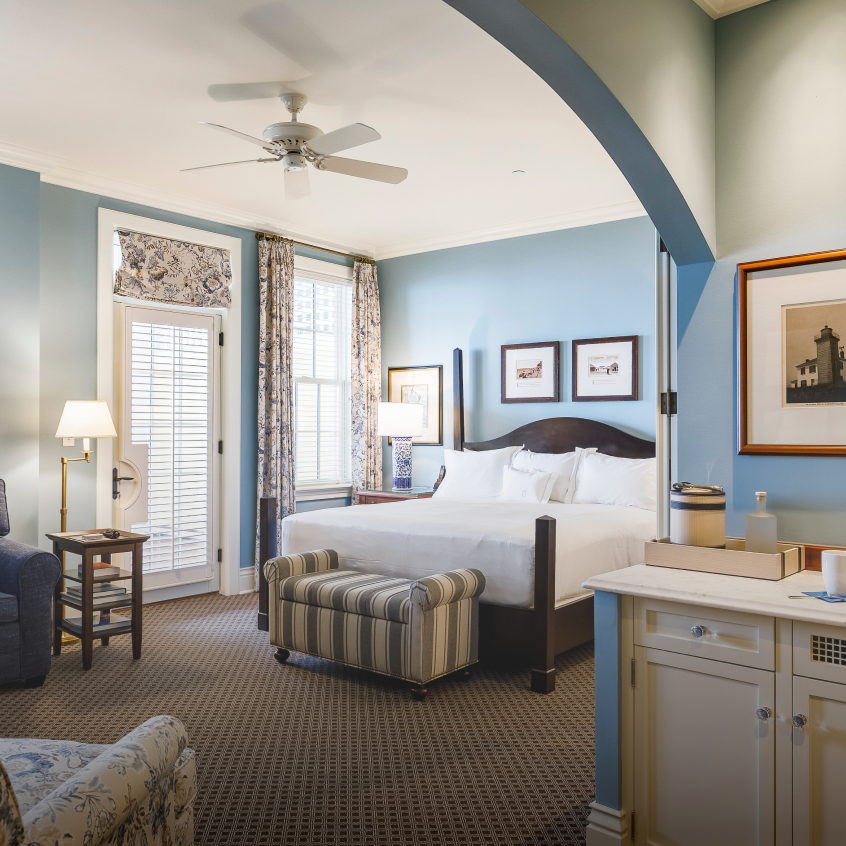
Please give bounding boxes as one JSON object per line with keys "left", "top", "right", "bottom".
{"left": 377, "top": 402, "right": 424, "bottom": 437}
{"left": 55, "top": 401, "right": 117, "bottom": 439}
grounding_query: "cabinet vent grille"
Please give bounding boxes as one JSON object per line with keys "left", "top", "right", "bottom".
{"left": 812, "top": 634, "right": 846, "bottom": 665}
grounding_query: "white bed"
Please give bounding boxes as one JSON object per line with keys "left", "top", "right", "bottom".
{"left": 280, "top": 497, "right": 655, "bottom": 608}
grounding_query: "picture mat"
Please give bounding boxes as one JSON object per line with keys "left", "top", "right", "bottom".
{"left": 575, "top": 341, "right": 633, "bottom": 397}
{"left": 748, "top": 264, "right": 846, "bottom": 445}
{"left": 388, "top": 367, "right": 441, "bottom": 444}
{"left": 504, "top": 346, "right": 555, "bottom": 398}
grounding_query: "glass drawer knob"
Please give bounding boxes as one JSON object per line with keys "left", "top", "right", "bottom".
{"left": 792, "top": 714, "right": 807, "bottom": 729}
{"left": 690, "top": 625, "right": 707, "bottom": 638}
{"left": 756, "top": 707, "right": 772, "bottom": 721}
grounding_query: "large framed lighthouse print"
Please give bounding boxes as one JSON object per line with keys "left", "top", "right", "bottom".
{"left": 738, "top": 248, "right": 846, "bottom": 456}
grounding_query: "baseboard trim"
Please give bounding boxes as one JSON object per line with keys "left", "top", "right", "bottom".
{"left": 238, "top": 568, "right": 255, "bottom": 594}
{"left": 586, "top": 802, "right": 630, "bottom": 846}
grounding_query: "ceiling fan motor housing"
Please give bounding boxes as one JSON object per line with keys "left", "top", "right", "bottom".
{"left": 263, "top": 121, "right": 322, "bottom": 151}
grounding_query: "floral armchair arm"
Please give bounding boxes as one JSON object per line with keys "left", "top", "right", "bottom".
{"left": 22, "top": 716, "right": 188, "bottom": 846}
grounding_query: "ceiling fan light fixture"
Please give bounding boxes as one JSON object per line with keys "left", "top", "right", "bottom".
{"left": 283, "top": 153, "right": 307, "bottom": 172}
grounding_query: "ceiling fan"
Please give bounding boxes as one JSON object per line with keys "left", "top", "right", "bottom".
{"left": 180, "top": 93, "right": 408, "bottom": 200}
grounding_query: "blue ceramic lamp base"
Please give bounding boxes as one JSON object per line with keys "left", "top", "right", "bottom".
{"left": 391, "top": 436, "right": 413, "bottom": 490}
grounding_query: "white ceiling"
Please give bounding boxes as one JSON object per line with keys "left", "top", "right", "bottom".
{"left": 0, "top": 0, "right": 644, "bottom": 258}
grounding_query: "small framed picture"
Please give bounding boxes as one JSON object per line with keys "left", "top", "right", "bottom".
{"left": 738, "top": 247, "right": 846, "bottom": 456}
{"left": 572, "top": 335, "right": 638, "bottom": 402}
{"left": 387, "top": 365, "right": 443, "bottom": 445}
{"left": 501, "top": 342, "right": 560, "bottom": 404}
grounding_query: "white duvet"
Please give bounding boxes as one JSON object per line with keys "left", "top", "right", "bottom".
{"left": 280, "top": 498, "right": 656, "bottom": 608}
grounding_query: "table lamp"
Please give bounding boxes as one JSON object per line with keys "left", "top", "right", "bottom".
{"left": 55, "top": 401, "right": 117, "bottom": 534}
{"left": 378, "top": 402, "right": 424, "bottom": 491}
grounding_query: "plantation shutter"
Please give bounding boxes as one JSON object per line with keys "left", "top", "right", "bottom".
{"left": 292, "top": 276, "right": 352, "bottom": 484}
{"left": 128, "top": 311, "right": 214, "bottom": 572}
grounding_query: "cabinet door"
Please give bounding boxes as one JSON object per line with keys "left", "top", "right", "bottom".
{"left": 634, "top": 646, "right": 775, "bottom": 846}
{"left": 793, "top": 676, "right": 846, "bottom": 846}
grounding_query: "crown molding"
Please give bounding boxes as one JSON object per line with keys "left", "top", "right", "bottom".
{"left": 0, "top": 140, "right": 66, "bottom": 174}
{"left": 373, "top": 200, "right": 647, "bottom": 261}
{"left": 691, "top": 0, "right": 771, "bottom": 19}
{"left": 39, "top": 164, "right": 376, "bottom": 258}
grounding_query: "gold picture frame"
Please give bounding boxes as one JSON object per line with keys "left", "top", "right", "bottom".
{"left": 387, "top": 365, "right": 443, "bottom": 445}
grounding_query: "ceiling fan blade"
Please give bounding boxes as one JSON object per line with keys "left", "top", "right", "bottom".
{"left": 179, "top": 158, "right": 278, "bottom": 173}
{"left": 200, "top": 122, "right": 279, "bottom": 152}
{"left": 207, "top": 82, "right": 292, "bottom": 102}
{"left": 307, "top": 123, "right": 381, "bottom": 157}
{"left": 285, "top": 167, "right": 311, "bottom": 200}
{"left": 317, "top": 156, "right": 408, "bottom": 184}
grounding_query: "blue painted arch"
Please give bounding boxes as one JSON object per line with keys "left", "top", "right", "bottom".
{"left": 443, "top": 0, "right": 714, "bottom": 267}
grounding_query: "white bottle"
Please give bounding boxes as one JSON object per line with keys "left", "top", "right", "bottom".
{"left": 746, "top": 492, "right": 777, "bottom": 554}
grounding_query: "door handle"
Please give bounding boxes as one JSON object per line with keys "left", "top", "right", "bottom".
{"left": 112, "top": 467, "right": 134, "bottom": 499}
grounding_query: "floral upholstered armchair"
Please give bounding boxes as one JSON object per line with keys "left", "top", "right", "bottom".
{"left": 0, "top": 715, "right": 196, "bottom": 846}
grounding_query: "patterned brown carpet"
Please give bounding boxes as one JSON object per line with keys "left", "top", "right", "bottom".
{"left": 0, "top": 593, "right": 595, "bottom": 845}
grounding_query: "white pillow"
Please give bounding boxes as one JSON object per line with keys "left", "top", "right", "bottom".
{"left": 498, "top": 466, "right": 557, "bottom": 504}
{"left": 433, "top": 445, "right": 523, "bottom": 499}
{"left": 572, "top": 452, "right": 657, "bottom": 511}
{"left": 511, "top": 448, "right": 596, "bottom": 503}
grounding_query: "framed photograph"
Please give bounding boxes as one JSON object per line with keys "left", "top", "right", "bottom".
{"left": 738, "top": 248, "right": 846, "bottom": 456}
{"left": 501, "top": 341, "right": 560, "bottom": 403}
{"left": 572, "top": 335, "right": 638, "bottom": 402}
{"left": 387, "top": 365, "right": 443, "bottom": 445}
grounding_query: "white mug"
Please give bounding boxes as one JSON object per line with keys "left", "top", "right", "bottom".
{"left": 821, "top": 550, "right": 846, "bottom": 597}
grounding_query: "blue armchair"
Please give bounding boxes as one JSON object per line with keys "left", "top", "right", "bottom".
{"left": 0, "top": 480, "right": 61, "bottom": 687}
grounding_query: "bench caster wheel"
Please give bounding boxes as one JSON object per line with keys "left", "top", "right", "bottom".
{"left": 460, "top": 669, "right": 472, "bottom": 682}
{"left": 410, "top": 685, "right": 428, "bottom": 701}
{"left": 274, "top": 648, "right": 290, "bottom": 664}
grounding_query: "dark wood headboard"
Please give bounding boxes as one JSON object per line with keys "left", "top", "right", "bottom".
{"left": 453, "top": 348, "right": 655, "bottom": 458}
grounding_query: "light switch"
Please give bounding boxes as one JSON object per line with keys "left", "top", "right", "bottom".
{"left": 63, "top": 438, "right": 75, "bottom": 447}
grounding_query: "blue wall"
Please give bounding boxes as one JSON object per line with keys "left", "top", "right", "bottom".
{"left": 377, "top": 216, "right": 657, "bottom": 487}
{"left": 32, "top": 181, "right": 260, "bottom": 569}
{"left": 0, "top": 164, "right": 41, "bottom": 545}
{"left": 677, "top": 0, "right": 846, "bottom": 545}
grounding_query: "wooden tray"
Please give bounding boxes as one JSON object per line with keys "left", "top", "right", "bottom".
{"left": 645, "top": 537, "right": 804, "bottom": 581}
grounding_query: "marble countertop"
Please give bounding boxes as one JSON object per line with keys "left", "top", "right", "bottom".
{"left": 583, "top": 565, "right": 846, "bottom": 626}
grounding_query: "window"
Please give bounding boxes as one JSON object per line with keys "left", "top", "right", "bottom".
{"left": 801, "top": 367, "right": 806, "bottom": 375}
{"left": 292, "top": 260, "right": 352, "bottom": 485}
{"left": 810, "top": 365, "right": 816, "bottom": 373}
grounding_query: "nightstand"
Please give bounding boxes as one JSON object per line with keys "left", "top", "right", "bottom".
{"left": 358, "top": 487, "right": 434, "bottom": 505}
{"left": 47, "top": 529, "right": 148, "bottom": 670}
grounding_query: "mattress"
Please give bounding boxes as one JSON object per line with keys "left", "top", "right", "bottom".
{"left": 280, "top": 498, "right": 656, "bottom": 608}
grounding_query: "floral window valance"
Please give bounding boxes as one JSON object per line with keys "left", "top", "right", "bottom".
{"left": 114, "top": 230, "right": 232, "bottom": 308}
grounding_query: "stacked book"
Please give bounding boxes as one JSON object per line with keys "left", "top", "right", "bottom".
{"left": 62, "top": 581, "right": 131, "bottom": 608}
{"left": 63, "top": 610, "right": 131, "bottom": 636}
{"left": 78, "top": 562, "right": 122, "bottom": 577}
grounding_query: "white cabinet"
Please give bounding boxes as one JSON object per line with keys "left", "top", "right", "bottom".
{"left": 625, "top": 598, "right": 846, "bottom": 846}
{"left": 633, "top": 646, "right": 775, "bottom": 846}
{"left": 792, "top": 675, "right": 846, "bottom": 845}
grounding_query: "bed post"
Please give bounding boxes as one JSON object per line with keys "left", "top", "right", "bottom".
{"left": 453, "top": 348, "right": 465, "bottom": 450}
{"left": 257, "top": 496, "right": 277, "bottom": 632}
{"left": 531, "top": 516, "right": 556, "bottom": 694}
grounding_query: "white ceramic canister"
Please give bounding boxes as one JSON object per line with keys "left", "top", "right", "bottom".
{"left": 821, "top": 549, "right": 846, "bottom": 597}
{"left": 670, "top": 483, "right": 726, "bottom": 548}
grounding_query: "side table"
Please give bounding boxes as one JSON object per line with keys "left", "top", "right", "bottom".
{"left": 358, "top": 487, "right": 434, "bottom": 505}
{"left": 46, "top": 530, "right": 148, "bottom": 670}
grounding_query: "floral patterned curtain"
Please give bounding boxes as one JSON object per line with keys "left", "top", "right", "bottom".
{"left": 255, "top": 237, "right": 296, "bottom": 589}
{"left": 114, "top": 230, "right": 232, "bottom": 307}
{"left": 351, "top": 259, "right": 382, "bottom": 502}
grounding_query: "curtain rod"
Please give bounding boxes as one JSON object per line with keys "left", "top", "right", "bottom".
{"left": 255, "top": 232, "right": 374, "bottom": 264}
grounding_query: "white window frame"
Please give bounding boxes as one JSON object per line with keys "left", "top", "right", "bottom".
{"left": 96, "top": 210, "right": 245, "bottom": 597}
{"left": 293, "top": 255, "right": 353, "bottom": 502}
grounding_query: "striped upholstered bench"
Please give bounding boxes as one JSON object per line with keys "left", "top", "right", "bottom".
{"left": 263, "top": 550, "right": 486, "bottom": 700}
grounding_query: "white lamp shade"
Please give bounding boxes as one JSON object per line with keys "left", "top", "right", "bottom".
{"left": 377, "top": 402, "right": 424, "bottom": 437}
{"left": 55, "top": 401, "right": 117, "bottom": 439}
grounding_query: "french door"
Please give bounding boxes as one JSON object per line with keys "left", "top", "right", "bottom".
{"left": 113, "top": 303, "right": 220, "bottom": 593}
